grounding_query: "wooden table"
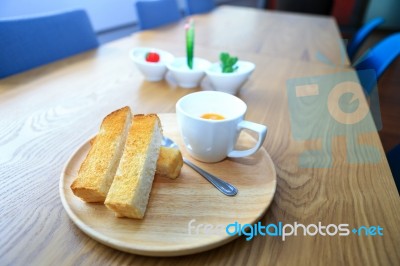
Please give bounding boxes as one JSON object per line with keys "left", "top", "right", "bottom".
{"left": 1, "top": 5, "right": 399, "bottom": 266}
{"left": 135, "top": 6, "right": 349, "bottom": 66}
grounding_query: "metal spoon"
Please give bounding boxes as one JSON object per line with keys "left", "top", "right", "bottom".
{"left": 162, "top": 137, "right": 238, "bottom": 196}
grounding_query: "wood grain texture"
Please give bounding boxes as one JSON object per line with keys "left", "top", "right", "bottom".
{"left": 60, "top": 114, "right": 276, "bottom": 256}
{"left": 0, "top": 6, "right": 399, "bottom": 266}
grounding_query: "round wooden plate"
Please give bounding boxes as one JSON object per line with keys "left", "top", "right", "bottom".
{"left": 59, "top": 113, "right": 276, "bottom": 256}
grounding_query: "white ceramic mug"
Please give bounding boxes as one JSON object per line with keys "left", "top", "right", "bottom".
{"left": 176, "top": 91, "right": 267, "bottom": 163}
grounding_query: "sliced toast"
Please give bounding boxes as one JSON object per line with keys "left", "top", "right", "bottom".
{"left": 105, "top": 114, "right": 162, "bottom": 219}
{"left": 89, "top": 136, "right": 183, "bottom": 180}
{"left": 70, "top": 106, "right": 132, "bottom": 202}
{"left": 156, "top": 147, "right": 183, "bottom": 179}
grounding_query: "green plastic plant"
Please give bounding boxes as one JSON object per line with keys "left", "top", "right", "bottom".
{"left": 186, "top": 19, "right": 194, "bottom": 69}
{"left": 220, "top": 52, "right": 238, "bottom": 73}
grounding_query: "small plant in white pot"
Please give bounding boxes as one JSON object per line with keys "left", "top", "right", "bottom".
{"left": 166, "top": 19, "right": 210, "bottom": 88}
{"left": 206, "top": 52, "right": 255, "bottom": 95}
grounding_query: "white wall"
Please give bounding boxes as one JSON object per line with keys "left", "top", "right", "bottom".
{"left": 0, "top": 0, "right": 186, "bottom": 32}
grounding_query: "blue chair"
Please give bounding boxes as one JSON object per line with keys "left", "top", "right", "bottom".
{"left": 354, "top": 34, "right": 400, "bottom": 192}
{"left": 347, "top": 17, "right": 384, "bottom": 62}
{"left": 135, "top": 0, "right": 182, "bottom": 30}
{"left": 185, "top": 0, "right": 215, "bottom": 15}
{"left": 387, "top": 144, "right": 400, "bottom": 193}
{"left": 354, "top": 33, "right": 400, "bottom": 83}
{"left": 353, "top": 33, "right": 399, "bottom": 131}
{"left": 0, "top": 10, "right": 99, "bottom": 79}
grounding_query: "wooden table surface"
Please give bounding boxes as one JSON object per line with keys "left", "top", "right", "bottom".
{"left": 1, "top": 5, "right": 399, "bottom": 266}
{"left": 135, "top": 6, "right": 349, "bottom": 66}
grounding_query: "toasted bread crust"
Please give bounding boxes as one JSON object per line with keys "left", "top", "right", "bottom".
{"left": 70, "top": 106, "right": 132, "bottom": 202}
{"left": 105, "top": 114, "right": 162, "bottom": 219}
{"left": 156, "top": 147, "right": 183, "bottom": 179}
{"left": 89, "top": 137, "right": 182, "bottom": 179}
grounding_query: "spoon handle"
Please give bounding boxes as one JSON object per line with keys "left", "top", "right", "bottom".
{"left": 183, "top": 158, "right": 238, "bottom": 196}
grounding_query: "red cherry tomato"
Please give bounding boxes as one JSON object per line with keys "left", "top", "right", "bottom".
{"left": 145, "top": 52, "right": 160, "bottom": 63}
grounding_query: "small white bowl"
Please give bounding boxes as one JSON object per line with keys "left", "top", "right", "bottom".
{"left": 130, "top": 47, "right": 174, "bottom": 82}
{"left": 205, "top": 61, "right": 255, "bottom": 95}
{"left": 167, "top": 57, "right": 211, "bottom": 88}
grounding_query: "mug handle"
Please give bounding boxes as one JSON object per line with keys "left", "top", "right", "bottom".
{"left": 228, "top": 121, "right": 267, "bottom": 158}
